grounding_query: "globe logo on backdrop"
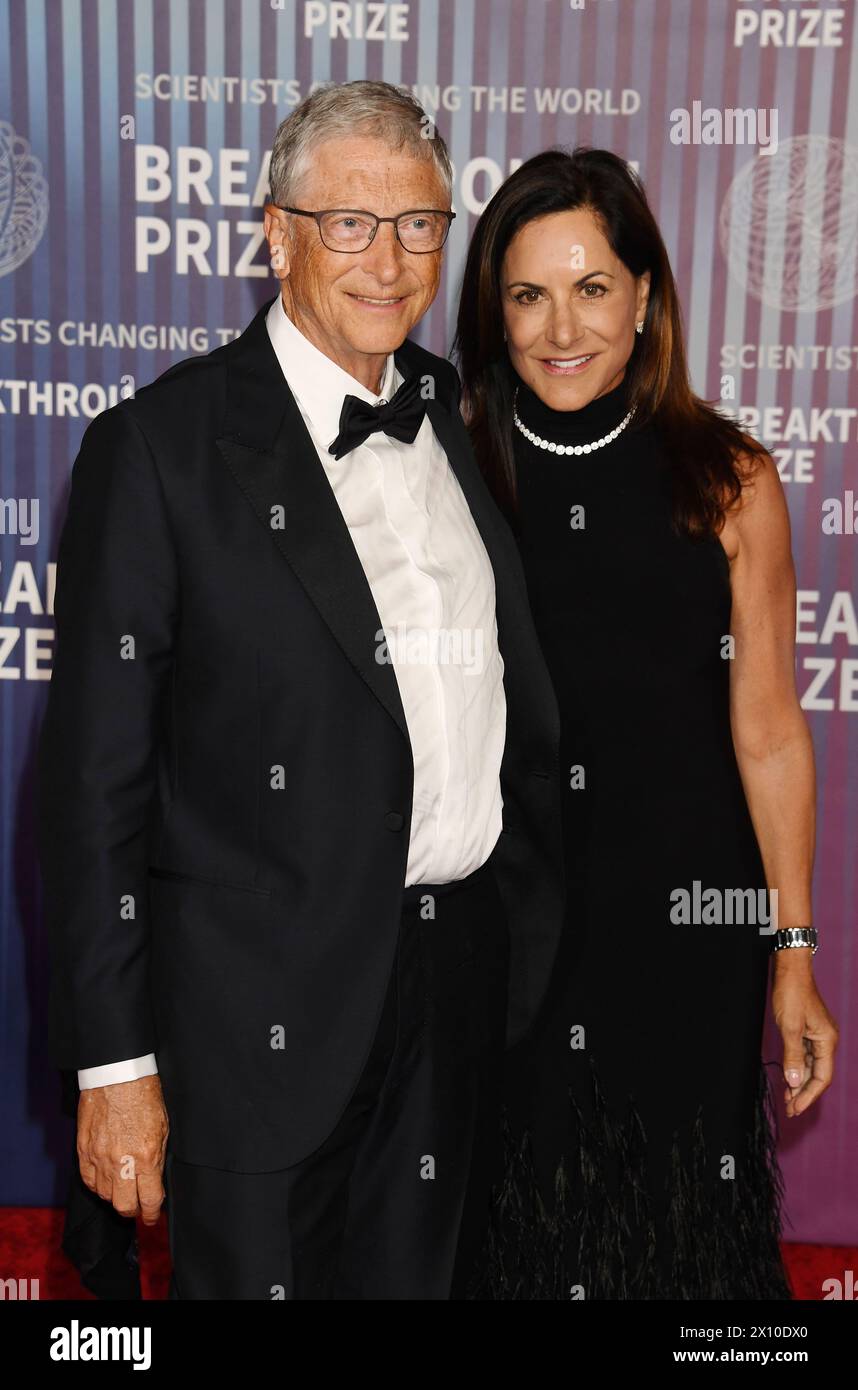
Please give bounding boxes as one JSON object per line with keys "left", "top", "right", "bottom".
{"left": 0, "top": 120, "right": 49, "bottom": 277}
{"left": 719, "top": 135, "right": 858, "bottom": 312}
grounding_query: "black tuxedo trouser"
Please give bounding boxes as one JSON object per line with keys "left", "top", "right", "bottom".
{"left": 163, "top": 858, "right": 509, "bottom": 1300}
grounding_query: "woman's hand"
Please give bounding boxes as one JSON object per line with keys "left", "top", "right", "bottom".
{"left": 771, "top": 955, "right": 838, "bottom": 1117}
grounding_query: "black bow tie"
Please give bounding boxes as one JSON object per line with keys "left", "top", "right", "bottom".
{"left": 328, "top": 372, "right": 427, "bottom": 460}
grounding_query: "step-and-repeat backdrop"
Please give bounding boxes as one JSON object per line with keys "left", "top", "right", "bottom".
{"left": 0, "top": 0, "right": 855, "bottom": 1248}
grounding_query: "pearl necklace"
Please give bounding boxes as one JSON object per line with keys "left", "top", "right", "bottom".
{"left": 512, "top": 386, "right": 636, "bottom": 456}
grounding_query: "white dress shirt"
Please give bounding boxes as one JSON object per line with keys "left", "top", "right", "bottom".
{"left": 78, "top": 292, "right": 506, "bottom": 1089}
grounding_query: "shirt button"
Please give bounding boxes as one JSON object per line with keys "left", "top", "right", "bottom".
{"left": 385, "top": 811, "right": 404, "bottom": 832}
{"left": 375, "top": 398, "right": 388, "bottom": 407}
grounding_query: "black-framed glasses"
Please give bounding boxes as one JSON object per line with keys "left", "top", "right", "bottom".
{"left": 273, "top": 205, "right": 456, "bottom": 254}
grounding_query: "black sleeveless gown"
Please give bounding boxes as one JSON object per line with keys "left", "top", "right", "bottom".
{"left": 469, "top": 368, "right": 793, "bottom": 1300}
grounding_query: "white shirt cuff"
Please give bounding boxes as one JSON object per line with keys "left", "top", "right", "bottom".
{"left": 77, "top": 1053, "right": 159, "bottom": 1089}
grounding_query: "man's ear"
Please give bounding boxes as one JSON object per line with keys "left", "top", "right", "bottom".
{"left": 264, "top": 204, "right": 291, "bottom": 282}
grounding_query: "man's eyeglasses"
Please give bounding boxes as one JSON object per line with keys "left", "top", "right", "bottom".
{"left": 272, "top": 205, "right": 456, "bottom": 254}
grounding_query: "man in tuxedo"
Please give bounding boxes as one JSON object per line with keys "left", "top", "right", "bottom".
{"left": 37, "top": 79, "right": 563, "bottom": 1300}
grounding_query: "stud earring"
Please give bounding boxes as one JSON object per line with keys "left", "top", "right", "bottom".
{"left": 635, "top": 321, "right": 644, "bottom": 335}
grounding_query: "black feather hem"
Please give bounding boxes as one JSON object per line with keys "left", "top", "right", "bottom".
{"left": 466, "top": 1057, "right": 794, "bottom": 1300}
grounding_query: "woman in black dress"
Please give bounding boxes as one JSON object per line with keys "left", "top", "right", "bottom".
{"left": 454, "top": 148, "right": 839, "bottom": 1300}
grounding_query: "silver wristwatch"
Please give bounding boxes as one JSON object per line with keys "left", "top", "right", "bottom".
{"left": 772, "top": 926, "right": 818, "bottom": 955}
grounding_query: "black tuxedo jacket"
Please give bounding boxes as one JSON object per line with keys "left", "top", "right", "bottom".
{"left": 36, "top": 294, "right": 564, "bottom": 1172}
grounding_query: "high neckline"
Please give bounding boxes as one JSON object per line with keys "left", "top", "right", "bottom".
{"left": 511, "top": 364, "right": 632, "bottom": 445}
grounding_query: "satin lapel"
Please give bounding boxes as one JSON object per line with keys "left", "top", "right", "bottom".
{"left": 423, "top": 393, "right": 515, "bottom": 588}
{"left": 411, "top": 348, "right": 562, "bottom": 770}
{"left": 215, "top": 297, "right": 410, "bottom": 745}
{"left": 390, "top": 337, "right": 522, "bottom": 606}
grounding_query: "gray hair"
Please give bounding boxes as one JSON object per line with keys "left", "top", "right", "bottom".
{"left": 268, "top": 80, "right": 453, "bottom": 209}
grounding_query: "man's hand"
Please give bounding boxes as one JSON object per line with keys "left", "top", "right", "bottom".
{"left": 77, "top": 1074, "right": 169, "bottom": 1224}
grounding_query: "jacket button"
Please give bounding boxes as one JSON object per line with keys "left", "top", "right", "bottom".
{"left": 385, "top": 811, "right": 404, "bottom": 832}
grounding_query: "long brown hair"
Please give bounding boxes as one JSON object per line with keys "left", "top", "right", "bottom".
{"left": 452, "top": 146, "right": 765, "bottom": 537}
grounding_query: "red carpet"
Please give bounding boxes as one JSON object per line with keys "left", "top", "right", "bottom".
{"left": 0, "top": 1207, "right": 855, "bottom": 1300}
